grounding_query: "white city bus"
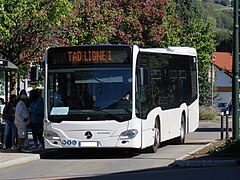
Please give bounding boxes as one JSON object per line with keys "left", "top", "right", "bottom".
{"left": 43, "top": 44, "right": 199, "bottom": 153}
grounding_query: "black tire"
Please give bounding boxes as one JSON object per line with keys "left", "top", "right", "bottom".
{"left": 147, "top": 119, "right": 160, "bottom": 153}
{"left": 174, "top": 114, "right": 186, "bottom": 144}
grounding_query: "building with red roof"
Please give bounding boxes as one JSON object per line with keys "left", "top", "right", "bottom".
{"left": 212, "top": 52, "right": 232, "bottom": 111}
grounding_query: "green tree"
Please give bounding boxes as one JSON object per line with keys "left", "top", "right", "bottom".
{"left": 160, "top": 0, "right": 182, "bottom": 47}
{"left": 61, "top": 0, "right": 113, "bottom": 45}
{"left": 221, "top": 0, "right": 231, "bottom": 6}
{"left": 0, "top": 0, "right": 72, "bottom": 77}
{"left": 63, "top": 0, "right": 180, "bottom": 47}
{"left": 216, "top": 28, "right": 232, "bottom": 52}
{"left": 109, "top": 0, "right": 180, "bottom": 47}
{"left": 0, "top": 0, "right": 218, "bottom": 106}
{"left": 202, "top": 0, "right": 233, "bottom": 52}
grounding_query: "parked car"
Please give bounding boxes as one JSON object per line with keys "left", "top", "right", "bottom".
{"left": 217, "top": 102, "right": 232, "bottom": 115}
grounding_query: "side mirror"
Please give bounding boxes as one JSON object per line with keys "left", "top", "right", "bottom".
{"left": 139, "top": 67, "right": 149, "bottom": 86}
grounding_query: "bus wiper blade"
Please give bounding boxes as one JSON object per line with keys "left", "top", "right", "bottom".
{"left": 95, "top": 77, "right": 104, "bottom": 84}
{"left": 95, "top": 109, "right": 121, "bottom": 121}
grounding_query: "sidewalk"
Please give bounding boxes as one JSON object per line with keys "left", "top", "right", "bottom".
{"left": 0, "top": 131, "right": 44, "bottom": 170}
{"left": 1, "top": 140, "right": 239, "bottom": 170}
{"left": 1, "top": 120, "right": 240, "bottom": 170}
{"left": 0, "top": 148, "right": 41, "bottom": 169}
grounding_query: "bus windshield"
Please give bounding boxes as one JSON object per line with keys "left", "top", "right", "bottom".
{"left": 48, "top": 67, "right": 132, "bottom": 122}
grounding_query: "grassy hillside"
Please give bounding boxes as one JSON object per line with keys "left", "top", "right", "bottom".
{"left": 201, "top": 1, "right": 233, "bottom": 52}
{"left": 202, "top": 2, "right": 233, "bottom": 30}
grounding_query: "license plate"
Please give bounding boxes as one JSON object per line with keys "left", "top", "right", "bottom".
{"left": 80, "top": 142, "right": 101, "bottom": 147}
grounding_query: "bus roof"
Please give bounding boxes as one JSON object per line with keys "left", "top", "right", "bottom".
{"left": 46, "top": 45, "right": 197, "bottom": 57}
{"left": 139, "top": 47, "right": 197, "bottom": 57}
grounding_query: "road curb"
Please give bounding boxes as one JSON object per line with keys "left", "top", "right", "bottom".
{"left": 172, "top": 140, "right": 239, "bottom": 168}
{"left": 0, "top": 154, "right": 40, "bottom": 170}
{"left": 173, "top": 159, "right": 237, "bottom": 168}
{"left": 174, "top": 141, "right": 215, "bottom": 161}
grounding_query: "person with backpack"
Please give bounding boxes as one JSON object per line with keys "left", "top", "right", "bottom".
{"left": 2, "top": 94, "right": 17, "bottom": 150}
{"left": 29, "top": 89, "right": 44, "bottom": 149}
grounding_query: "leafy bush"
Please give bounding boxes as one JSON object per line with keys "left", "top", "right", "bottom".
{"left": 199, "top": 106, "right": 219, "bottom": 120}
{"left": 209, "top": 138, "right": 240, "bottom": 156}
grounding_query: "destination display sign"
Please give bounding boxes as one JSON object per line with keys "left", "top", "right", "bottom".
{"left": 48, "top": 45, "right": 132, "bottom": 66}
{"left": 67, "top": 50, "right": 112, "bottom": 62}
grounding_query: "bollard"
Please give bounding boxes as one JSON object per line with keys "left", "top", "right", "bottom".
{"left": 220, "top": 112, "right": 224, "bottom": 140}
{"left": 226, "top": 110, "right": 229, "bottom": 139}
{"left": 0, "top": 121, "right": 1, "bottom": 143}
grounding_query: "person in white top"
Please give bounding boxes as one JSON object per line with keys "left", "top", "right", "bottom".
{"left": 15, "top": 94, "right": 30, "bottom": 152}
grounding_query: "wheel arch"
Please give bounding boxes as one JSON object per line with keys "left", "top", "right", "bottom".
{"left": 155, "top": 115, "right": 161, "bottom": 142}
{"left": 181, "top": 110, "right": 188, "bottom": 134}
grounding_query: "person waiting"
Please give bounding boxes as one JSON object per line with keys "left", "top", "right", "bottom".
{"left": 15, "top": 94, "right": 30, "bottom": 152}
{"left": 29, "top": 89, "right": 44, "bottom": 149}
{"left": 2, "top": 94, "right": 17, "bottom": 150}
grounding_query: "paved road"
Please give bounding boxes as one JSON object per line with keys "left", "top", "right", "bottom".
{"left": 0, "top": 120, "right": 233, "bottom": 180}
{"left": 187, "top": 119, "right": 232, "bottom": 143}
{"left": 75, "top": 166, "right": 240, "bottom": 180}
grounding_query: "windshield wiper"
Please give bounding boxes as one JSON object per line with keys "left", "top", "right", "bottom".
{"left": 95, "top": 109, "right": 123, "bottom": 121}
{"left": 94, "top": 77, "right": 104, "bottom": 84}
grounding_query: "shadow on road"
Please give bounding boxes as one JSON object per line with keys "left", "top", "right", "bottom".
{"left": 40, "top": 148, "right": 141, "bottom": 159}
{"left": 35, "top": 165, "right": 240, "bottom": 180}
{"left": 196, "top": 127, "right": 232, "bottom": 132}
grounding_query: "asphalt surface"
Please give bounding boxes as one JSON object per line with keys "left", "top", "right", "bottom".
{"left": 0, "top": 120, "right": 239, "bottom": 170}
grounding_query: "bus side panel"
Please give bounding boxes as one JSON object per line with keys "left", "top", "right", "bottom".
{"left": 141, "top": 105, "right": 188, "bottom": 149}
{"left": 188, "top": 99, "right": 199, "bottom": 132}
{"left": 141, "top": 108, "right": 159, "bottom": 149}
{"left": 141, "top": 107, "right": 183, "bottom": 149}
{"left": 160, "top": 105, "right": 187, "bottom": 142}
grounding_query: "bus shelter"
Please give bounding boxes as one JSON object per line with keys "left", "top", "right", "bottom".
{"left": 0, "top": 58, "right": 18, "bottom": 144}
{"left": 0, "top": 58, "right": 18, "bottom": 70}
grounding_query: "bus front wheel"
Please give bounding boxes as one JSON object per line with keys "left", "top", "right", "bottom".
{"left": 147, "top": 119, "right": 160, "bottom": 153}
{"left": 174, "top": 114, "right": 186, "bottom": 144}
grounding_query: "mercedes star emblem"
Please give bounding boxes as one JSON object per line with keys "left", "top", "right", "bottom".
{"left": 85, "top": 131, "right": 93, "bottom": 139}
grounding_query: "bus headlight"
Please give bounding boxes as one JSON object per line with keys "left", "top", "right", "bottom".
{"left": 119, "top": 129, "right": 138, "bottom": 140}
{"left": 44, "top": 130, "right": 60, "bottom": 140}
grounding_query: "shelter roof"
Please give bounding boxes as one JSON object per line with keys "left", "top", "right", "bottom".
{"left": 0, "top": 59, "right": 18, "bottom": 71}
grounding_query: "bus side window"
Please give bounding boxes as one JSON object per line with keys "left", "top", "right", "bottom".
{"left": 139, "top": 67, "right": 149, "bottom": 86}
{"left": 140, "top": 87, "right": 147, "bottom": 103}
{"left": 138, "top": 67, "right": 149, "bottom": 103}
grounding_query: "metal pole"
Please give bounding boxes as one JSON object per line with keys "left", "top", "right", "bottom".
{"left": 5, "top": 71, "right": 8, "bottom": 102}
{"left": 232, "top": 0, "right": 240, "bottom": 139}
{"left": 211, "top": 63, "right": 214, "bottom": 108}
{"left": 221, "top": 112, "right": 224, "bottom": 140}
{"left": 226, "top": 111, "right": 229, "bottom": 139}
